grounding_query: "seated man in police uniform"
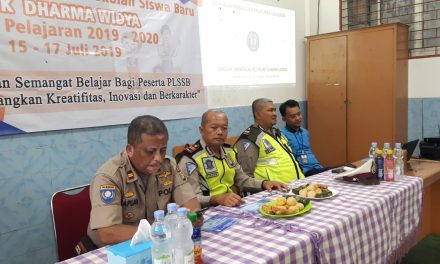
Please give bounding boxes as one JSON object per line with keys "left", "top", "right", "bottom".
{"left": 235, "top": 98, "right": 305, "bottom": 184}
{"left": 86, "top": 115, "right": 200, "bottom": 248}
{"left": 279, "top": 99, "right": 327, "bottom": 176}
{"left": 176, "top": 110, "right": 286, "bottom": 207}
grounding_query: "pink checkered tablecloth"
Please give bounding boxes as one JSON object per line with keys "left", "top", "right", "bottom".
{"left": 58, "top": 173, "right": 423, "bottom": 264}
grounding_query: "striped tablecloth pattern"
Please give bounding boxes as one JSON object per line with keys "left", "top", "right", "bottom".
{"left": 58, "top": 173, "right": 423, "bottom": 264}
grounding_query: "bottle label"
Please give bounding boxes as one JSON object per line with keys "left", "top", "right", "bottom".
{"left": 395, "top": 166, "right": 402, "bottom": 176}
{"left": 184, "top": 251, "right": 195, "bottom": 264}
{"left": 194, "top": 245, "right": 202, "bottom": 257}
{"left": 192, "top": 227, "right": 201, "bottom": 239}
{"left": 385, "top": 159, "right": 394, "bottom": 181}
{"left": 175, "top": 249, "right": 194, "bottom": 264}
{"left": 153, "top": 255, "right": 172, "bottom": 264}
{"left": 375, "top": 158, "right": 384, "bottom": 180}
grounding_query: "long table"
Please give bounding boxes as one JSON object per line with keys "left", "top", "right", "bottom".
{"left": 58, "top": 173, "right": 423, "bottom": 264}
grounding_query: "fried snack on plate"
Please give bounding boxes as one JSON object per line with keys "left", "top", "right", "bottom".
{"left": 261, "top": 204, "right": 273, "bottom": 214}
{"left": 276, "top": 197, "right": 287, "bottom": 206}
{"left": 262, "top": 196, "right": 308, "bottom": 216}
{"left": 299, "top": 189, "right": 308, "bottom": 196}
{"left": 306, "top": 184, "right": 316, "bottom": 191}
{"left": 307, "top": 190, "right": 317, "bottom": 198}
{"left": 286, "top": 196, "right": 297, "bottom": 206}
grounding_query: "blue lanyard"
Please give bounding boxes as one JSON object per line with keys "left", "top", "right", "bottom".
{"left": 293, "top": 130, "right": 304, "bottom": 153}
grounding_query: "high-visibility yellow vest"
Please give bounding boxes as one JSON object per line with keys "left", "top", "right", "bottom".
{"left": 193, "top": 147, "right": 236, "bottom": 196}
{"left": 239, "top": 126, "right": 304, "bottom": 183}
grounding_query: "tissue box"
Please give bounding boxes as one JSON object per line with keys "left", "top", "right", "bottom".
{"left": 107, "top": 240, "right": 153, "bottom": 264}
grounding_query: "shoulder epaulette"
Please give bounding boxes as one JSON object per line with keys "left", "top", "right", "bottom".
{"left": 175, "top": 141, "right": 202, "bottom": 162}
{"left": 238, "top": 125, "right": 261, "bottom": 145}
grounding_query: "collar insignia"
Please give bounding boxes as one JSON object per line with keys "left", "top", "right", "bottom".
{"left": 158, "top": 171, "right": 172, "bottom": 178}
{"left": 127, "top": 170, "right": 135, "bottom": 180}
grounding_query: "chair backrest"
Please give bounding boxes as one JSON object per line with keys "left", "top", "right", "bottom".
{"left": 225, "top": 136, "right": 239, "bottom": 146}
{"left": 172, "top": 136, "right": 239, "bottom": 156}
{"left": 51, "top": 184, "right": 91, "bottom": 261}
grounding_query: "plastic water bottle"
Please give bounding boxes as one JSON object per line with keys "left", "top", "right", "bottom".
{"left": 393, "top": 143, "right": 404, "bottom": 178}
{"left": 382, "top": 142, "right": 390, "bottom": 158}
{"left": 368, "top": 142, "right": 378, "bottom": 159}
{"left": 385, "top": 149, "right": 395, "bottom": 181}
{"left": 150, "top": 210, "right": 173, "bottom": 264}
{"left": 188, "top": 212, "right": 203, "bottom": 264}
{"left": 165, "top": 203, "right": 178, "bottom": 232}
{"left": 375, "top": 149, "right": 384, "bottom": 181}
{"left": 173, "top": 208, "right": 194, "bottom": 264}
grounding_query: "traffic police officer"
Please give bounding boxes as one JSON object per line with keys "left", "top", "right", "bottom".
{"left": 87, "top": 115, "right": 200, "bottom": 248}
{"left": 235, "top": 98, "right": 305, "bottom": 183}
{"left": 176, "top": 110, "right": 286, "bottom": 207}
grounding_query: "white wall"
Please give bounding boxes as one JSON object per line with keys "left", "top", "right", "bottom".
{"left": 313, "top": 0, "right": 440, "bottom": 99}
{"left": 306, "top": 0, "right": 339, "bottom": 36}
{"left": 208, "top": 0, "right": 307, "bottom": 108}
{"left": 209, "top": 0, "right": 440, "bottom": 109}
{"left": 409, "top": 57, "right": 440, "bottom": 98}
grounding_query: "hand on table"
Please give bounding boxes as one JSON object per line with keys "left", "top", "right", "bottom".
{"left": 262, "top": 181, "right": 288, "bottom": 192}
{"left": 210, "top": 192, "right": 245, "bottom": 207}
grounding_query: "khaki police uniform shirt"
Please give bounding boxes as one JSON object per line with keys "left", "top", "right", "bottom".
{"left": 177, "top": 139, "right": 262, "bottom": 207}
{"left": 87, "top": 150, "right": 195, "bottom": 247}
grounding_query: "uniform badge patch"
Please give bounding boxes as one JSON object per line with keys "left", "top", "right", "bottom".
{"left": 127, "top": 170, "right": 135, "bottom": 180}
{"left": 243, "top": 141, "right": 251, "bottom": 151}
{"left": 186, "top": 162, "right": 197, "bottom": 175}
{"left": 100, "top": 185, "right": 116, "bottom": 204}
{"left": 262, "top": 139, "right": 276, "bottom": 154}
{"left": 202, "top": 157, "right": 218, "bottom": 178}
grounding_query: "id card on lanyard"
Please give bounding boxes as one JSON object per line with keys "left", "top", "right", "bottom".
{"left": 301, "top": 150, "right": 309, "bottom": 164}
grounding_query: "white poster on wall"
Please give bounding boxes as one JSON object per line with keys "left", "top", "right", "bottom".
{"left": 0, "top": 0, "right": 206, "bottom": 135}
{"left": 199, "top": 0, "right": 296, "bottom": 86}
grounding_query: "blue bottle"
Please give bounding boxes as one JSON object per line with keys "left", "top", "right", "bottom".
{"left": 375, "top": 149, "right": 384, "bottom": 181}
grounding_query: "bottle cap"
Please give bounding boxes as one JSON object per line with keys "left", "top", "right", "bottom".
{"left": 154, "top": 210, "right": 165, "bottom": 220}
{"left": 395, "top": 142, "right": 401, "bottom": 148}
{"left": 384, "top": 142, "right": 390, "bottom": 148}
{"left": 372, "top": 142, "right": 377, "bottom": 147}
{"left": 387, "top": 149, "right": 393, "bottom": 155}
{"left": 188, "top": 212, "right": 197, "bottom": 222}
{"left": 377, "top": 149, "right": 383, "bottom": 155}
{"left": 167, "top": 203, "right": 177, "bottom": 213}
{"left": 177, "top": 207, "right": 188, "bottom": 217}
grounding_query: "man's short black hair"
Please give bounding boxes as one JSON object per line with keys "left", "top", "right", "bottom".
{"left": 279, "top": 99, "right": 300, "bottom": 117}
{"left": 127, "top": 115, "right": 168, "bottom": 145}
